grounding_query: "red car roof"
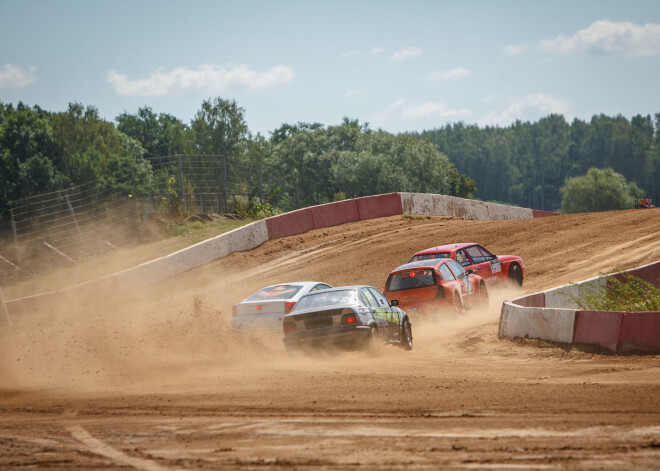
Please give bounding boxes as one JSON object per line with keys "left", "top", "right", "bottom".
{"left": 413, "top": 243, "right": 477, "bottom": 255}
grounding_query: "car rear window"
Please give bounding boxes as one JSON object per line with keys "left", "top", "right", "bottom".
{"left": 409, "top": 252, "right": 450, "bottom": 262}
{"left": 246, "top": 285, "right": 303, "bottom": 301}
{"left": 294, "top": 289, "right": 358, "bottom": 311}
{"left": 387, "top": 270, "right": 436, "bottom": 291}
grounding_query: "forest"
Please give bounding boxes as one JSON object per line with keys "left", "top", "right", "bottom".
{"left": 1, "top": 97, "right": 658, "bottom": 223}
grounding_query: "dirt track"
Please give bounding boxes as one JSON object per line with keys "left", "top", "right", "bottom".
{"left": 1, "top": 209, "right": 659, "bottom": 470}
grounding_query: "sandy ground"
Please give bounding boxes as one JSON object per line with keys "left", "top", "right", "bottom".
{"left": 0, "top": 208, "right": 659, "bottom": 470}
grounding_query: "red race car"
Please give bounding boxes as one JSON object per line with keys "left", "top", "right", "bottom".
{"left": 384, "top": 258, "right": 488, "bottom": 314}
{"left": 408, "top": 243, "right": 524, "bottom": 288}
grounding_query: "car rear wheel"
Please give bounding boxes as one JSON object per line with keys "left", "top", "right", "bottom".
{"left": 452, "top": 292, "right": 463, "bottom": 314}
{"left": 478, "top": 281, "right": 489, "bottom": 309}
{"left": 400, "top": 320, "right": 413, "bottom": 350}
{"left": 362, "top": 325, "right": 379, "bottom": 352}
{"left": 509, "top": 264, "right": 523, "bottom": 287}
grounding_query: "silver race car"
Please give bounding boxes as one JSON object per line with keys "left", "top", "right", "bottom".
{"left": 232, "top": 282, "right": 333, "bottom": 331}
{"left": 282, "top": 286, "right": 413, "bottom": 351}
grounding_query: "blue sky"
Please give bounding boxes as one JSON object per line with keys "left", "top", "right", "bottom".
{"left": 1, "top": 0, "right": 659, "bottom": 136}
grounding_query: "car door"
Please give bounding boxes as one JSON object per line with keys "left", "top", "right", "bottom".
{"left": 368, "top": 287, "right": 399, "bottom": 338}
{"left": 360, "top": 288, "right": 388, "bottom": 332}
{"left": 446, "top": 259, "right": 474, "bottom": 305}
{"left": 465, "top": 245, "right": 495, "bottom": 284}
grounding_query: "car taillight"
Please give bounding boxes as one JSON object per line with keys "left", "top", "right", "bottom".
{"left": 284, "top": 301, "right": 296, "bottom": 313}
{"left": 232, "top": 305, "right": 238, "bottom": 317}
{"left": 341, "top": 313, "right": 359, "bottom": 325}
{"left": 283, "top": 322, "right": 297, "bottom": 333}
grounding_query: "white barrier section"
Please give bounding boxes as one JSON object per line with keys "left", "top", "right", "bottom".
{"left": 499, "top": 303, "right": 576, "bottom": 343}
{"left": 115, "top": 220, "right": 268, "bottom": 291}
{"left": 544, "top": 276, "right": 607, "bottom": 309}
{"left": 400, "top": 193, "right": 533, "bottom": 221}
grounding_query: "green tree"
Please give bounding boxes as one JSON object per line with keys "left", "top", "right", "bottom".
{"left": 560, "top": 167, "right": 642, "bottom": 213}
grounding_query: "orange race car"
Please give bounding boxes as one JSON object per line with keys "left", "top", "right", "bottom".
{"left": 408, "top": 243, "right": 524, "bottom": 288}
{"left": 383, "top": 258, "right": 488, "bottom": 314}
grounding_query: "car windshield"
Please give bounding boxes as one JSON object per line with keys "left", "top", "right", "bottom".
{"left": 246, "top": 285, "right": 303, "bottom": 301}
{"left": 293, "top": 289, "right": 358, "bottom": 311}
{"left": 387, "top": 269, "right": 436, "bottom": 291}
{"left": 409, "top": 252, "right": 450, "bottom": 262}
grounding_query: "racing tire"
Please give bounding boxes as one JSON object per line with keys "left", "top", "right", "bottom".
{"left": 400, "top": 320, "right": 413, "bottom": 351}
{"left": 452, "top": 292, "right": 463, "bottom": 314}
{"left": 362, "top": 325, "right": 380, "bottom": 352}
{"left": 509, "top": 264, "right": 523, "bottom": 287}
{"left": 478, "top": 281, "right": 489, "bottom": 310}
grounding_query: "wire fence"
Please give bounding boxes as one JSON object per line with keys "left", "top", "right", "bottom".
{"left": 4, "top": 154, "right": 261, "bottom": 271}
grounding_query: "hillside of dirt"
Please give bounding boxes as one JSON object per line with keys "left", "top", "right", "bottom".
{"left": 0, "top": 208, "right": 659, "bottom": 469}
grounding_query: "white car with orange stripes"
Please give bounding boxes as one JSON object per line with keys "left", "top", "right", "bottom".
{"left": 231, "top": 282, "right": 333, "bottom": 331}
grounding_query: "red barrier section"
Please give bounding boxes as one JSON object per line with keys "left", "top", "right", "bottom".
{"left": 513, "top": 292, "right": 545, "bottom": 308}
{"left": 356, "top": 193, "right": 403, "bottom": 221}
{"left": 311, "top": 199, "right": 360, "bottom": 230}
{"left": 573, "top": 311, "right": 623, "bottom": 352}
{"left": 532, "top": 209, "right": 560, "bottom": 218}
{"left": 265, "top": 208, "right": 315, "bottom": 240}
{"left": 618, "top": 312, "right": 660, "bottom": 352}
{"left": 612, "top": 262, "right": 660, "bottom": 289}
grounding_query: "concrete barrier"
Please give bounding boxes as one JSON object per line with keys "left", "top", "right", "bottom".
{"left": 573, "top": 311, "right": 623, "bottom": 352}
{"left": 400, "top": 193, "right": 533, "bottom": 221}
{"left": 265, "top": 208, "right": 315, "bottom": 239}
{"left": 499, "top": 303, "right": 576, "bottom": 343}
{"left": 356, "top": 193, "right": 403, "bottom": 220}
{"left": 311, "top": 199, "right": 360, "bottom": 229}
{"left": 544, "top": 276, "right": 607, "bottom": 309}
{"left": 501, "top": 261, "right": 660, "bottom": 353}
{"left": 618, "top": 312, "right": 660, "bottom": 352}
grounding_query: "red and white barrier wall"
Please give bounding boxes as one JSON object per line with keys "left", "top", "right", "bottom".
{"left": 2, "top": 192, "right": 556, "bottom": 322}
{"left": 499, "top": 261, "right": 660, "bottom": 353}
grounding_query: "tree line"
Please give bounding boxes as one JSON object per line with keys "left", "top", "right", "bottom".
{"left": 0, "top": 99, "right": 475, "bottom": 219}
{"left": 1, "top": 97, "right": 658, "bottom": 221}
{"left": 411, "top": 114, "right": 659, "bottom": 211}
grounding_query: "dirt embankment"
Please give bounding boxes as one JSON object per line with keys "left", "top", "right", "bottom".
{"left": 0, "top": 208, "right": 659, "bottom": 470}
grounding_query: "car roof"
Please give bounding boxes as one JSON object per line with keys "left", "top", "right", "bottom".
{"left": 300, "top": 285, "right": 373, "bottom": 294}
{"left": 390, "top": 260, "right": 447, "bottom": 273}
{"left": 413, "top": 243, "right": 477, "bottom": 255}
{"left": 258, "top": 281, "right": 331, "bottom": 290}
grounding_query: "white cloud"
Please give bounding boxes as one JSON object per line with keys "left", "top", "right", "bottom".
{"left": 424, "top": 67, "right": 471, "bottom": 82}
{"left": 503, "top": 44, "right": 529, "bottom": 56}
{"left": 370, "top": 99, "right": 471, "bottom": 124}
{"left": 479, "top": 93, "right": 572, "bottom": 126}
{"left": 341, "top": 50, "right": 359, "bottom": 57}
{"left": 371, "top": 47, "right": 385, "bottom": 55}
{"left": 540, "top": 19, "right": 660, "bottom": 56}
{"left": 344, "top": 89, "right": 358, "bottom": 97}
{"left": 107, "top": 63, "right": 294, "bottom": 97}
{"left": 389, "top": 46, "right": 422, "bottom": 61}
{"left": 0, "top": 63, "right": 37, "bottom": 89}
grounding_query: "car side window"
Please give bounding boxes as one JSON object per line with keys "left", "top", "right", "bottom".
{"left": 447, "top": 259, "right": 467, "bottom": 279}
{"left": 368, "top": 287, "right": 389, "bottom": 307}
{"left": 311, "top": 284, "right": 331, "bottom": 292}
{"left": 466, "top": 245, "right": 487, "bottom": 264}
{"left": 438, "top": 264, "right": 455, "bottom": 281}
{"left": 455, "top": 249, "right": 471, "bottom": 267}
{"left": 360, "top": 288, "right": 379, "bottom": 308}
{"left": 477, "top": 245, "right": 495, "bottom": 260}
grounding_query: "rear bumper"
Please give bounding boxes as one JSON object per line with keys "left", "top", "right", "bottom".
{"left": 283, "top": 325, "right": 371, "bottom": 348}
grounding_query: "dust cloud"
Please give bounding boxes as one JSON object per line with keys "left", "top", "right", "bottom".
{"left": 0, "top": 270, "right": 521, "bottom": 395}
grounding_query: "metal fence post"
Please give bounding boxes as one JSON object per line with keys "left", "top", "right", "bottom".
{"left": 0, "top": 286, "right": 13, "bottom": 326}
{"left": 178, "top": 154, "right": 186, "bottom": 212}
{"left": 64, "top": 192, "right": 85, "bottom": 253}
{"left": 9, "top": 208, "right": 22, "bottom": 266}
{"left": 222, "top": 155, "right": 228, "bottom": 213}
